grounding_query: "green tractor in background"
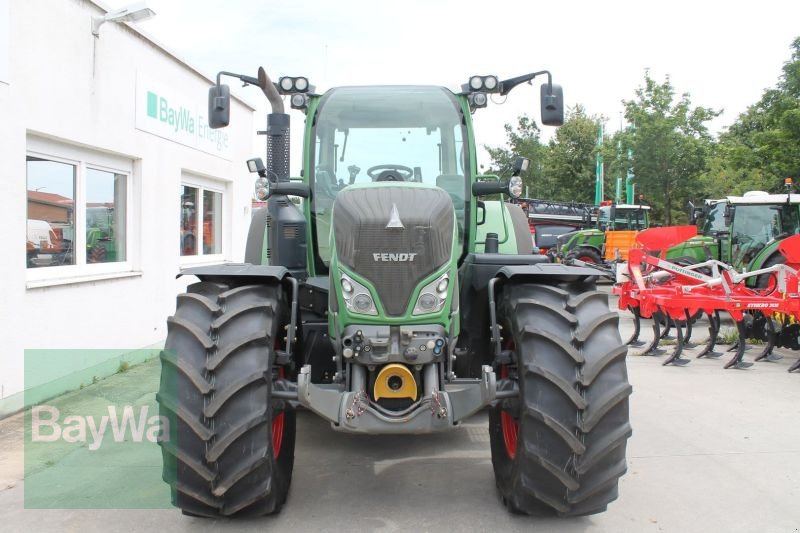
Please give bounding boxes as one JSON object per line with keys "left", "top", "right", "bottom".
{"left": 667, "top": 189, "right": 800, "bottom": 287}
{"left": 157, "top": 67, "right": 631, "bottom": 518}
{"left": 555, "top": 202, "right": 650, "bottom": 264}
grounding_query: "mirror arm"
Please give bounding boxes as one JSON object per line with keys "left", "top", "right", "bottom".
{"left": 499, "top": 70, "right": 552, "bottom": 96}
{"left": 215, "top": 69, "right": 285, "bottom": 113}
{"left": 216, "top": 70, "right": 259, "bottom": 88}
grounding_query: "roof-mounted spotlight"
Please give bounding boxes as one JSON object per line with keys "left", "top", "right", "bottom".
{"left": 277, "top": 76, "right": 311, "bottom": 94}
{"left": 290, "top": 93, "right": 309, "bottom": 111}
{"left": 463, "top": 75, "right": 499, "bottom": 93}
{"left": 468, "top": 92, "right": 488, "bottom": 111}
{"left": 91, "top": 1, "right": 155, "bottom": 37}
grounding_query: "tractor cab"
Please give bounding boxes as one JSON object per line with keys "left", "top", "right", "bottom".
{"left": 667, "top": 189, "right": 800, "bottom": 279}
{"left": 597, "top": 203, "right": 650, "bottom": 231}
{"left": 310, "top": 85, "right": 469, "bottom": 272}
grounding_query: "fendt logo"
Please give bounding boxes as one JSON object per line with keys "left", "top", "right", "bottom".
{"left": 372, "top": 253, "right": 418, "bottom": 262}
{"left": 147, "top": 91, "right": 195, "bottom": 134}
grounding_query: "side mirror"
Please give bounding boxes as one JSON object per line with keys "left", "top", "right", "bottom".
{"left": 723, "top": 203, "right": 733, "bottom": 227}
{"left": 208, "top": 84, "right": 231, "bottom": 129}
{"left": 687, "top": 201, "right": 697, "bottom": 224}
{"left": 540, "top": 83, "right": 564, "bottom": 126}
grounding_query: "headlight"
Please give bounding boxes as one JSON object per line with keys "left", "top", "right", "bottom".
{"left": 483, "top": 75, "right": 498, "bottom": 90}
{"left": 254, "top": 177, "right": 270, "bottom": 201}
{"left": 469, "top": 76, "right": 483, "bottom": 91}
{"left": 508, "top": 176, "right": 523, "bottom": 198}
{"left": 413, "top": 273, "right": 449, "bottom": 315}
{"left": 340, "top": 273, "right": 377, "bottom": 315}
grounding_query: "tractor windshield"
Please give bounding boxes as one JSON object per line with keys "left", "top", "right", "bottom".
{"left": 310, "top": 86, "right": 467, "bottom": 270}
{"left": 730, "top": 204, "right": 800, "bottom": 266}
{"left": 597, "top": 206, "right": 648, "bottom": 231}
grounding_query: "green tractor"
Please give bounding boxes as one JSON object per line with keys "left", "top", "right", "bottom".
{"left": 667, "top": 190, "right": 800, "bottom": 286}
{"left": 555, "top": 203, "right": 650, "bottom": 264}
{"left": 157, "top": 67, "right": 631, "bottom": 518}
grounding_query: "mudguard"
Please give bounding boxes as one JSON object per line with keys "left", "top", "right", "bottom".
{"left": 178, "top": 263, "right": 290, "bottom": 283}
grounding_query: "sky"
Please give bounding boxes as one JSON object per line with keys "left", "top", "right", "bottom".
{"left": 105, "top": 0, "right": 800, "bottom": 173}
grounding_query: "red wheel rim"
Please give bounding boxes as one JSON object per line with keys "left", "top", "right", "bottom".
{"left": 273, "top": 365, "right": 286, "bottom": 459}
{"left": 272, "top": 412, "right": 285, "bottom": 459}
{"left": 499, "top": 364, "right": 518, "bottom": 459}
{"left": 578, "top": 255, "right": 596, "bottom": 264}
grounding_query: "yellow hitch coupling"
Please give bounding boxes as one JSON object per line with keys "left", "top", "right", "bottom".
{"left": 374, "top": 364, "right": 417, "bottom": 401}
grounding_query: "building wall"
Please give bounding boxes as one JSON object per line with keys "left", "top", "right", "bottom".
{"left": 0, "top": 0, "right": 258, "bottom": 415}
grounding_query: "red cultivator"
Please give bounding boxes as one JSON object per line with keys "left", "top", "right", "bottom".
{"left": 615, "top": 227, "right": 800, "bottom": 371}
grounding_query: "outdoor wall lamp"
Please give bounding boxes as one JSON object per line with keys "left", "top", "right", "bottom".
{"left": 92, "top": 1, "right": 155, "bottom": 37}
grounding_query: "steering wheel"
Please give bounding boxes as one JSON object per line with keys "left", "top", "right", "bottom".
{"left": 367, "top": 164, "right": 414, "bottom": 181}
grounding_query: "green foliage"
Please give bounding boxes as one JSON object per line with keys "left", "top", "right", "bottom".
{"left": 484, "top": 115, "right": 545, "bottom": 196}
{"left": 485, "top": 107, "right": 602, "bottom": 203}
{"left": 712, "top": 37, "right": 800, "bottom": 192}
{"left": 619, "top": 71, "right": 720, "bottom": 225}
{"left": 543, "top": 105, "right": 603, "bottom": 204}
{"left": 487, "top": 37, "right": 800, "bottom": 218}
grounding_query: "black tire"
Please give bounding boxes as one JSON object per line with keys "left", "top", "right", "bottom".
{"left": 490, "top": 279, "right": 632, "bottom": 516}
{"left": 566, "top": 246, "right": 603, "bottom": 265}
{"left": 158, "top": 281, "right": 296, "bottom": 517}
{"left": 754, "top": 253, "right": 786, "bottom": 295}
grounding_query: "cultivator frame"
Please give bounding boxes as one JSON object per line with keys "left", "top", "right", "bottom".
{"left": 615, "top": 227, "right": 800, "bottom": 371}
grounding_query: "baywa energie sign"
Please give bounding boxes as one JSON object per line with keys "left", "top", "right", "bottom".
{"left": 136, "top": 72, "right": 232, "bottom": 159}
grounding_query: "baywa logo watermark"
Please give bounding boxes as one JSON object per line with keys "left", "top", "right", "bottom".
{"left": 31, "top": 404, "right": 168, "bottom": 451}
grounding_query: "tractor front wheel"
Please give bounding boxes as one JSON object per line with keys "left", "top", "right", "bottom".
{"left": 158, "top": 281, "right": 296, "bottom": 517}
{"left": 566, "top": 247, "right": 603, "bottom": 265}
{"left": 489, "top": 279, "right": 632, "bottom": 516}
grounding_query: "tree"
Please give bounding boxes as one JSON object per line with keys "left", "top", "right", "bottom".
{"left": 486, "top": 107, "right": 602, "bottom": 203}
{"left": 485, "top": 114, "right": 546, "bottom": 197}
{"left": 619, "top": 72, "right": 720, "bottom": 225}
{"left": 712, "top": 37, "right": 800, "bottom": 193}
{"left": 542, "top": 105, "right": 603, "bottom": 204}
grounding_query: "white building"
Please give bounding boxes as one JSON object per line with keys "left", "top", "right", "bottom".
{"left": 0, "top": 0, "right": 258, "bottom": 416}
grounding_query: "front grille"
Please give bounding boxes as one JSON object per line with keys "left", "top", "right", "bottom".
{"left": 334, "top": 186, "right": 454, "bottom": 315}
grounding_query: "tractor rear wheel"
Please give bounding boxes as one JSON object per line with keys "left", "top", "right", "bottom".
{"left": 490, "top": 279, "right": 632, "bottom": 516}
{"left": 566, "top": 247, "right": 603, "bottom": 265}
{"left": 158, "top": 281, "right": 295, "bottom": 517}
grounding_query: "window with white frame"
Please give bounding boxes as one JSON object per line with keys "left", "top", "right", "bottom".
{"left": 26, "top": 136, "right": 134, "bottom": 282}
{"left": 180, "top": 175, "right": 224, "bottom": 261}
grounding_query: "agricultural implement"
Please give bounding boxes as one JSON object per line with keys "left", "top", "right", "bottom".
{"left": 615, "top": 226, "right": 800, "bottom": 371}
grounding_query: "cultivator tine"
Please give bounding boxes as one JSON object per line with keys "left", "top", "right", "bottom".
{"left": 724, "top": 320, "right": 753, "bottom": 369}
{"left": 697, "top": 312, "right": 723, "bottom": 359}
{"left": 626, "top": 307, "right": 645, "bottom": 347}
{"left": 755, "top": 315, "right": 783, "bottom": 363}
{"left": 789, "top": 357, "right": 800, "bottom": 373}
{"left": 659, "top": 315, "right": 673, "bottom": 340}
{"left": 663, "top": 316, "right": 691, "bottom": 366}
{"left": 642, "top": 310, "right": 666, "bottom": 356}
{"left": 630, "top": 312, "right": 663, "bottom": 356}
{"left": 681, "top": 310, "right": 696, "bottom": 348}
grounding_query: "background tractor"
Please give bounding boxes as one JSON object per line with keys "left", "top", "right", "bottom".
{"left": 157, "top": 67, "right": 631, "bottom": 518}
{"left": 555, "top": 202, "right": 650, "bottom": 264}
{"left": 667, "top": 188, "right": 800, "bottom": 288}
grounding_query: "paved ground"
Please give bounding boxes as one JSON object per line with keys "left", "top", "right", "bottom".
{"left": 1, "top": 305, "right": 799, "bottom": 532}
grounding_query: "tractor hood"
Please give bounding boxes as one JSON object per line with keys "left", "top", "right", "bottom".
{"left": 332, "top": 184, "right": 454, "bottom": 316}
